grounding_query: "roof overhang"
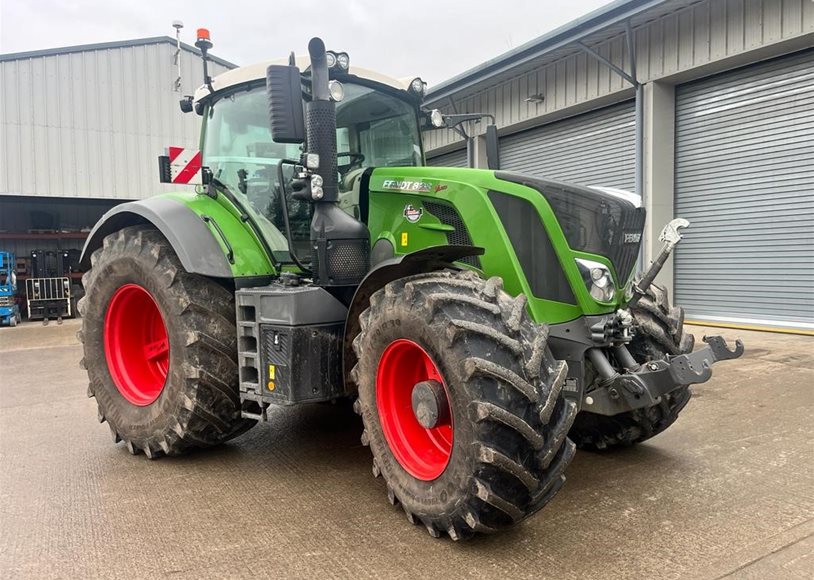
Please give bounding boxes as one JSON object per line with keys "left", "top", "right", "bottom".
{"left": 425, "top": 0, "right": 669, "bottom": 104}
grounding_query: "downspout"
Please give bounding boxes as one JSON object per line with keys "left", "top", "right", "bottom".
{"left": 447, "top": 96, "right": 474, "bottom": 168}
{"left": 625, "top": 20, "right": 644, "bottom": 202}
{"left": 576, "top": 21, "right": 641, "bottom": 198}
{"left": 577, "top": 20, "right": 644, "bottom": 268}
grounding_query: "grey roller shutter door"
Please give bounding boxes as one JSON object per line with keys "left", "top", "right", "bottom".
{"left": 427, "top": 148, "right": 468, "bottom": 168}
{"left": 499, "top": 101, "right": 636, "bottom": 193}
{"left": 674, "top": 50, "right": 814, "bottom": 331}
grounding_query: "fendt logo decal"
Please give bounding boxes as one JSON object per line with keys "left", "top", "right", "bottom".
{"left": 624, "top": 232, "right": 642, "bottom": 244}
{"left": 382, "top": 180, "right": 432, "bottom": 193}
{"left": 403, "top": 204, "right": 423, "bottom": 223}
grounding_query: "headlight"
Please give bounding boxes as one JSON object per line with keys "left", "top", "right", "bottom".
{"left": 328, "top": 80, "right": 344, "bottom": 102}
{"left": 575, "top": 258, "right": 614, "bottom": 302}
{"left": 326, "top": 51, "right": 349, "bottom": 71}
{"left": 429, "top": 109, "right": 446, "bottom": 128}
{"left": 409, "top": 77, "right": 426, "bottom": 96}
{"left": 310, "top": 174, "right": 324, "bottom": 200}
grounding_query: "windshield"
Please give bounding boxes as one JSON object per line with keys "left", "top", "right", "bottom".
{"left": 202, "top": 82, "right": 423, "bottom": 259}
{"left": 335, "top": 83, "right": 424, "bottom": 168}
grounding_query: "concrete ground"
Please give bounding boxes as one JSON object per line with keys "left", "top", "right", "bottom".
{"left": 0, "top": 319, "right": 812, "bottom": 579}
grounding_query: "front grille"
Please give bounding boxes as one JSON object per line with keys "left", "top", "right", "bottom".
{"left": 422, "top": 201, "right": 481, "bottom": 268}
{"left": 488, "top": 191, "right": 577, "bottom": 304}
{"left": 496, "top": 171, "right": 645, "bottom": 282}
{"left": 614, "top": 208, "right": 646, "bottom": 282}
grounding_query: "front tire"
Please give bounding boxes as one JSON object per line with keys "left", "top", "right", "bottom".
{"left": 79, "top": 226, "right": 254, "bottom": 458}
{"left": 569, "top": 282, "right": 695, "bottom": 451}
{"left": 352, "top": 270, "right": 577, "bottom": 539}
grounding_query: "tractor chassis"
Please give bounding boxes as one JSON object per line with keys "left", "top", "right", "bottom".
{"left": 234, "top": 280, "right": 744, "bottom": 422}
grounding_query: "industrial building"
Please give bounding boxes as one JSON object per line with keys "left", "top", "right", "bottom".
{"left": 425, "top": 0, "right": 813, "bottom": 332}
{"left": 0, "top": 36, "right": 233, "bottom": 311}
{"left": 1, "top": 0, "right": 812, "bottom": 331}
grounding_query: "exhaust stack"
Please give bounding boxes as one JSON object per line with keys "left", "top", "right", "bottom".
{"left": 305, "top": 38, "right": 370, "bottom": 287}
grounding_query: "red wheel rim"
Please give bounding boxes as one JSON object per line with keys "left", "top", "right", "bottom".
{"left": 104, "top": 284, "right": 169, "bottom": 406}
{"left": 376, "top": 339, "right": 453, "bottom": 481}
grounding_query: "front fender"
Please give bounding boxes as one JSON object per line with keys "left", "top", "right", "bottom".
{"left": 80, "top": 197, "right": 234, "bottom": 277}
{"left": 341, "top": 244, "right": 484, "bottom": 389}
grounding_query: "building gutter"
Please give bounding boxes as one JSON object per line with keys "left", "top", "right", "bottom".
{"left": 425, "top": 0, "right": 666, "bottom": 104}
{"left": 0, "top": 36, "right": 237, "bottom": 69}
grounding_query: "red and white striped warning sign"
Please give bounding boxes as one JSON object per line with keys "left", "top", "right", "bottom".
{"left": 166, "top": 146, "right": 203, "bottom": 185}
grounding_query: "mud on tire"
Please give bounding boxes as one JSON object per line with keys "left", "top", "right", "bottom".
{"left": 569, "top": 282, "right": 695, "bottom": 451}
{"left": 351, "top": 269, "right": 577, "bottom": 540}
{"left": 78, "top": 226, "right": 254, "bottom": 458}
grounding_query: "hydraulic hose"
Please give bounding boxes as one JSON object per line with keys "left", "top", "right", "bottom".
{"left": 276, "top": 159, "right": 312, "bottom": 275}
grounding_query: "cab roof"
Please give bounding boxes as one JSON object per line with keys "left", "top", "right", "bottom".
{"left": 193, "top": 55, "right": 417, "bottom": 104}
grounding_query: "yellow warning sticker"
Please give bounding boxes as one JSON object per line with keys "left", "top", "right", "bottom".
{"left": 268, "top": 364, "right": 276, "bottom": 380}
{"left": 401, "top": 232, "right": 408, "bottom": 247}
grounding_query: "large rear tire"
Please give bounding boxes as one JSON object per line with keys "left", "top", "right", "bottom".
{"left": 78, "top": 226, "right": 254, "bottom": 458}
{"left": 351, "top": 270, "right": 577, "bottom": 539}
{"left": 569, "top": 282, "right": 695, "bottom": 451}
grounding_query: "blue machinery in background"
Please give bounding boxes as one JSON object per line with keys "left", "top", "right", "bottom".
{"left": 0, "top": 251, "right": 22, "bottom": 327}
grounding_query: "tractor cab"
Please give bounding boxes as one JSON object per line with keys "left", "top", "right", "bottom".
{"left": 191, "top": 55, "right": 427, "bottom": 264}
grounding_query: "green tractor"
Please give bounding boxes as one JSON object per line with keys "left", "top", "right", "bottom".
{"left": 79, "top": 35, "right": 743, "bottom": 540}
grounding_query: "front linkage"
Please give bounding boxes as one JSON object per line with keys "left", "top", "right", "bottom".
{"left": 583, "top": 334, "right": 743, "bottom": 416}
{"left": 552, "top": 219, "right": 745, "bottom": 417}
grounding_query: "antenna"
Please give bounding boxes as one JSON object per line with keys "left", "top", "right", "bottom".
{"left": 172, "top": 20, "right": 184, "bottom": 92}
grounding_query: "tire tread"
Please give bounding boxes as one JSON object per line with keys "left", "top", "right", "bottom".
{"left": 351, "top": 270, "right": 576, "bottom": 539}
{"left": 79, "top": 225, "right": 253, "bottom": 458}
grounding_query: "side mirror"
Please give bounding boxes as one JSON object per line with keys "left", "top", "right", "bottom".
{"left": 485, "top": 124, "right": 500, "bottom": 170}
{"left": 179, "top": 96, "right": 194, "bottom": 114}
{"left": 266, "top": 65, "right": 305, "bottom": 144}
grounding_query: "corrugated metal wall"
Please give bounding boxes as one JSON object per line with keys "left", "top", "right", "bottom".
{"left": 427, "top": 148, "right": 468, "bottom": 168}
{"left": 674, "top": 49, "right": 814, "bottom": 329}
{"left": 424, "top": 0, "right": 814, "bottom": 153}
{"left": 0, "top": 42, "right": 231, "bottom": 200}
{"left": 499, "top": 102, "right": 636, "bottom": 192}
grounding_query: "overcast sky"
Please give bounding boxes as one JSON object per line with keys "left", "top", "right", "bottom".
{"left": 1, "top": 0, "right": 614, "bottom": 86}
